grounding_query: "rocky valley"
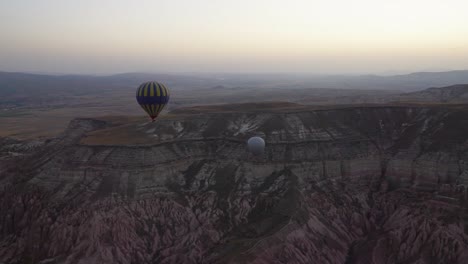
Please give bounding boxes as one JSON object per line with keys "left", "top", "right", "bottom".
{"left": 1, "top": 103, "right": 468, "bottom": 264}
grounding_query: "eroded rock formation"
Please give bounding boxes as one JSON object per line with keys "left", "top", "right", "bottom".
{"left": 1, "top": 105, "right": 468, "bottom": 264}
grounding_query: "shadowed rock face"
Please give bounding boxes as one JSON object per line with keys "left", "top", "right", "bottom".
{"left": 1, "top": 105, "right": 468, "bottom": 264}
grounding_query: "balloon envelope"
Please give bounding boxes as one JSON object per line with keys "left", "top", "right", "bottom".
{"left": 247, "top": 136, "right": 265, "bottom": 156}
{"left": 136, "top": 81, "right": 170, "bottom": 121}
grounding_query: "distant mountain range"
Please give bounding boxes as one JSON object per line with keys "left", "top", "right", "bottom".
{"left": 398, "top": 84, "right": 468, "bottom": 103}
{"left": 1, "top": 70, "right": 468, "bottom": 109}
{"left": 2, "top": 70, "right": 468, "bottom": 94}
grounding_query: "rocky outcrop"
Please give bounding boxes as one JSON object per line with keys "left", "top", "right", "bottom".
{"left": 1, "top": 105, "right": 468, "bottom": 264}
{"left": 399, "top": 84, "right": 468, "bottom": 103}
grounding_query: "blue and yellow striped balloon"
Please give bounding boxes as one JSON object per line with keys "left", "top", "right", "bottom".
{"left": 136, "top": 81, "right": 170, "bottom": 121}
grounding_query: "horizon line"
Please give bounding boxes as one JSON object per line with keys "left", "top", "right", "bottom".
{"left": 1, "top": 69, "right": 468, "bottom": 78}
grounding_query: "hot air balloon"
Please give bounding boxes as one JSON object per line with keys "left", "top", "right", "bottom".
{"left": 247, "top": 136, "right": 265, "bottom": 156}
{"left": 136, "top": 81, "right": 170, "bottom": 122}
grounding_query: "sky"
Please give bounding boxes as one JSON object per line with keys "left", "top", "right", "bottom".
{"left": 1, "top": 0, "right": 468, "bottom": 75}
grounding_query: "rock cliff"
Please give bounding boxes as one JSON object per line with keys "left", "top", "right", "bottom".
{"left": 1, "top": 104, "right": 468, "bottom": 264}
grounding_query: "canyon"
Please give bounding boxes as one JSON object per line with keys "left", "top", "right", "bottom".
{"left": 1, "top": 103, "right": 468, "bottom": 264}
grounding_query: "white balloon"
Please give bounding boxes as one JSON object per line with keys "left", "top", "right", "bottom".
{"left": 247, "top": 136, "right": 265, "bottom": 156}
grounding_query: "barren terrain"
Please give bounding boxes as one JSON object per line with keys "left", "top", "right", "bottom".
{"left": 1, "top": 102, "right": 468, "bottom": 263}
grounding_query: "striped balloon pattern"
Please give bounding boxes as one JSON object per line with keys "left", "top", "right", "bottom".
{"left": 136, "top": 81, "right": 170, "bottom": 121}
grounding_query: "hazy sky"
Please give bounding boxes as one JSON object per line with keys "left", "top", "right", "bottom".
{"left": 1, "top": 0, "right": 468, "bottom": 75}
